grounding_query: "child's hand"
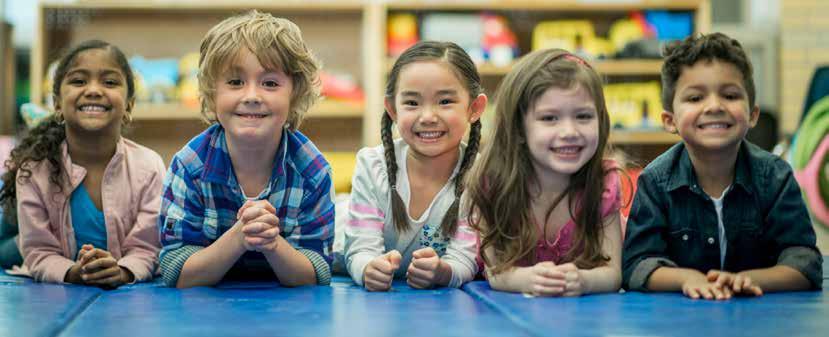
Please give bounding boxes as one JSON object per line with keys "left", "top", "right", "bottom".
{"left": 363, "top": 250, "right": 402, "bottom": 292}
{"left": 406, "top": 247, "right": 450, "bottom": 289}
{"left": 707, "top": 270, "right": 763, "bottom": 297}
{"left": 236, "top": 200, "right": 279, "bottom": 252}
{"left": 78, "top": 248, "right": 134, "bottom": 287}
{"left": 554, "top": 263, "right": 585, "bottom": 297}
{"left": 239, "top": 205, "right": 281, "bottom": 253}
{"left": 523, "top": 261, "right": 567, "bottom": 297}
{"left": 681, "top": 274, "right": 732, "bottom": 300}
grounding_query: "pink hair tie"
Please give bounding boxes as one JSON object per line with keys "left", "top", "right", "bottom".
{"left": 562, "top": 54, "right": 590, "bottom": 68}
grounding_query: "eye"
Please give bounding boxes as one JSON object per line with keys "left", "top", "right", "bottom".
{"left": 540, "top": 115, "right": 558, "bottom": 122}
{"left": 67, "top": 77, "right": 85, "bottom": 86}
{"left": 103, "top": 78, "right": 121, "bottom": 87}
{"left": 576, "top": 112, "right": 595, "bottom": 120}
{"left": 226, "top": 79, "right": 243, "bottom": 87}
{"left": 723, "top": 92, "right": 742, "bottom": 100}
{"left": 439, "top": 98, "right": 455, "bottom": 105}
{"left": 262, "top": 80, "right": 279, "bottom": 88}
{"left": 686, "top": 95, "right": 702, "bottom": 103}
{"left": 402, "top": 100, "right": 418, "bottom": 107}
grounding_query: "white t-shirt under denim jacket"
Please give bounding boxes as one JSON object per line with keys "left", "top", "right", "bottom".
{"left": 339, "top": 139, "right": 478, "bottom": 288}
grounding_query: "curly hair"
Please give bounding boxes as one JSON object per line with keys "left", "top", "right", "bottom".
{"left": 660, "top": 32, "right": 755, "bottom": 112}
{"left": 0, "top": 40, "right": 135, "bottom": 225}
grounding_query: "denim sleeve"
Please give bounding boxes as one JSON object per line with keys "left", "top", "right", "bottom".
{"left": 622, "top": 171, "right": 678, "bottom": 291}
{"left": 764, "top": 166, "right": 823, "bottom": 289}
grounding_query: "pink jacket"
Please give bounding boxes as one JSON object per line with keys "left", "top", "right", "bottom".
{"left": 17, "top": 138, "right": 165, "bottom": 283}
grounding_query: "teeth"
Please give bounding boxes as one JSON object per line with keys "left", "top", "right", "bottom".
{"left": 79, "top": 105, "right": 108, "bottom": 112}
{"left": 236, "top": 113, "right": 267, "bottom": 118}
{"left": 553, "top": 146, "right": 580, "bottom": 154}
{"left": 418, "top": 131, "right": 444, "bottom": 139}
{"left": 701, "top": 123, "right": 729, "bottom": 129}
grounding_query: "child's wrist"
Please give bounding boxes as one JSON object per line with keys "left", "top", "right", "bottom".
{"left": 435, "top": 259, "right": 453, "bottom": 286}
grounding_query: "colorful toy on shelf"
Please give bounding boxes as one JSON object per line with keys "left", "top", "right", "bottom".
{"left": 604, "top": 82, "right": 661, "bottom": 129}
{"left": 532, "top": 20, "right": 614, "bottom": 59}
{"left": 178, "top": 52, "right": 200, "bottom": 109}
{"left": 19, "top": 102, "right": 53, "bottom": 128}
{"left": 387, "top": 13, "right": 419, "bottom": 58}
{"left": 608, "top": 18, "right": 646, "bottom": 53}
{"left": 320, "top": 71, "right": 364, "bottom": 105}
{"left": 644, "top": 10, "right": 693, "bottom": 41}
{"left": 129, "top": 56, "right": 179, "bottom": 104}
{"left": 421, "top": 13, "right": 485, "bottom": 64}
{"left": 481, "top": 13, "right": 518, "bottom": 67}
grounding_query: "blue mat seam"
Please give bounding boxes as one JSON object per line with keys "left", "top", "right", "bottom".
{"left": 52, "top": 291, "right": 102, "bottom": 337}
{"left": 461, "top": 286, "right": 545, "bottom": 337}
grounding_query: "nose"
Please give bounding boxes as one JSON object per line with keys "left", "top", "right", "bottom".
{"left": 83, "top": 80, "right": 103, "bottom": 98}
{"left": 419, "top": 104, "right": 438, "bottom": 124}
{"left": 703, "top": 95, "right": 725, "bottom": 114}
{"left": 558, "top": 118, "right": 579, "bottom": 139}
{"left": 242, "top": 84, "right": 262, "bottom": 105}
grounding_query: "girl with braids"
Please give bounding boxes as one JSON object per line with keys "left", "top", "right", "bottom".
{"left": 467, "top": 49, "right": 624, "bottom": 297}
{"left": 0, "top": 40, "right": 165, "bottom": 286}
{"left": 343, "top": 41, "right": 487, "bottom": 291}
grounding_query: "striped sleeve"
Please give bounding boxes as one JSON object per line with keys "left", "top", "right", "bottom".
{"left": 442, "top": 194, "right": 479, "bottom": 288}
{"left": 343, "top": 148, "right": 388, "bottom": 286}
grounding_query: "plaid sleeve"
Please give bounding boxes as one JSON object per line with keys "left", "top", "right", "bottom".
{"left": 291, "top": 170, "right": 335, "bottom": 285}
{"left": 158, "top": 154, "right": 208, "bottom": 287}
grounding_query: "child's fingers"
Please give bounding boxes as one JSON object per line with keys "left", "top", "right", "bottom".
{"left": 88, "top": 274, "right": 123, "bottom": 287}
{"left": 531, "top": 284, "right": 565, "bottom": 297}
{"left": 406, "top": 275, "right": 432, "bottom": 289}
{"left": 537, "top": 268, "right": 566, "bottom": 280}
{"left": 82, "top": 266, "right": 120, "bottom": 282}
{"left": 245, "top": 236, "right": 276, "bottom": 247}
{"left": 81, "top": 255, "right": 117, "bottom": 273}
{"left": 698, "top": 287, "right": 714, "bottom": 300}
{"left": 406, "top": 266, "right": 433, "bottom": 281}
{"left": 706, "top": 270, "right": 720, "bottom": 282}
{"left": 385, "top": 250, "right": 402, "bottom": 268}
{"left": 410, "top": 255, "right": 439, "bottom": 271}
{"left": 683, "top": 287, "right": 700, "bottom": 299}
{"left": 248, "top": 226, "right": 280, "bottom": 239}
{"left": 365, "top": 278, "right": 392, "bottom": 292}
{"left": 368, "top": 260, "right": 395, "bottom": 279}
{"left": 242, "top": 222, "right": 280, "bottom": 237}
{"left": 411, "top": 247, "right": 437, "bottom": 259}
{"left": 747, "top": 285, "right": 763, "bottom": 296}
{"left": 709, "top": 286, "right": 727, "bottom": 300}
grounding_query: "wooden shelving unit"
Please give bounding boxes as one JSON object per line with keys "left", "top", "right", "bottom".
{"left": 32, "top": 0, "right": 709, "bottom": 162}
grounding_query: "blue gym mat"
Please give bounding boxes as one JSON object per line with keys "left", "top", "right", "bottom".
{"left": 1, "top": 261, "right": 827, "bottom": 337}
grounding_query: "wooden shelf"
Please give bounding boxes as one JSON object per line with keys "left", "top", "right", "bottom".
{"left": 40, "top": 1, "right": 365, "bottom": 11}
{"left": 132, "top": 99, "right": 364, "bottom": 121}
{"left": 388, "top": 59, "right": 663, "bottom": 76}
{"left": 387, "top": 0, "right": 704, "bottom": 11}
{"left": 609, "top": 129, "right": 680, "bottom": 145}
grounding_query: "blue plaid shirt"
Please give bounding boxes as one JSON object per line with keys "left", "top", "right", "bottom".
{"left": 158, "top": 124, "right": 335, "bottom": 286}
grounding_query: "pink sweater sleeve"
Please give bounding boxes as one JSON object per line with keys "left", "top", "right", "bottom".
{"left": 17, "top": 173, "right": 74, "bottom": 283}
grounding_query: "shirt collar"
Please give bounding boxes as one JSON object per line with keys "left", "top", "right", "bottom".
{"left": 201, "top": 125, "right": 288, "bottom": 191}
{"left": 665, "top": 141, "right": 753, "bottom": 195}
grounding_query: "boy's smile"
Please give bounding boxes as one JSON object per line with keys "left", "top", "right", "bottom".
{"left": 215, "top": 47, "right": 292, "bottom": 147}
{"left": 663, "top": 59, "right": 759, "bottom": 156}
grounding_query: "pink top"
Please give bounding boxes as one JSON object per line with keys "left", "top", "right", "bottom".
{"left": 518, "top": 163, "right": 622, "bottom": 266}
{"left": 17, "top": 138, "right": 165, "bottom": 283}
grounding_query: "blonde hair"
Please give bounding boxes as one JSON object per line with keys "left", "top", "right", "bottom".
{"left": 198, "top": 10, "right": 321, "bottom": 130}
{"left": 467, "top": 49, "right": 614, "bottom": 274}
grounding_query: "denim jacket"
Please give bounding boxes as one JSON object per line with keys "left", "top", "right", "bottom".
{"left": 622, "top": 141, "right": 823, "bottom": 291}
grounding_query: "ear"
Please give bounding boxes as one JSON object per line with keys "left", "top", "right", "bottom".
{"left": 384, "top": 97, "right": 397, "bottom": 122}
{"left": 127, "top": 96, "right": 136, "bottom": 113}
{"left": 468, "top": 93, "right": 488, "bottom": 123}
{"left": 748, "top": 104, "right": 760, "bottom": 128}
{"left": 661, "top": 110, "right": 678, "bottom": 134}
